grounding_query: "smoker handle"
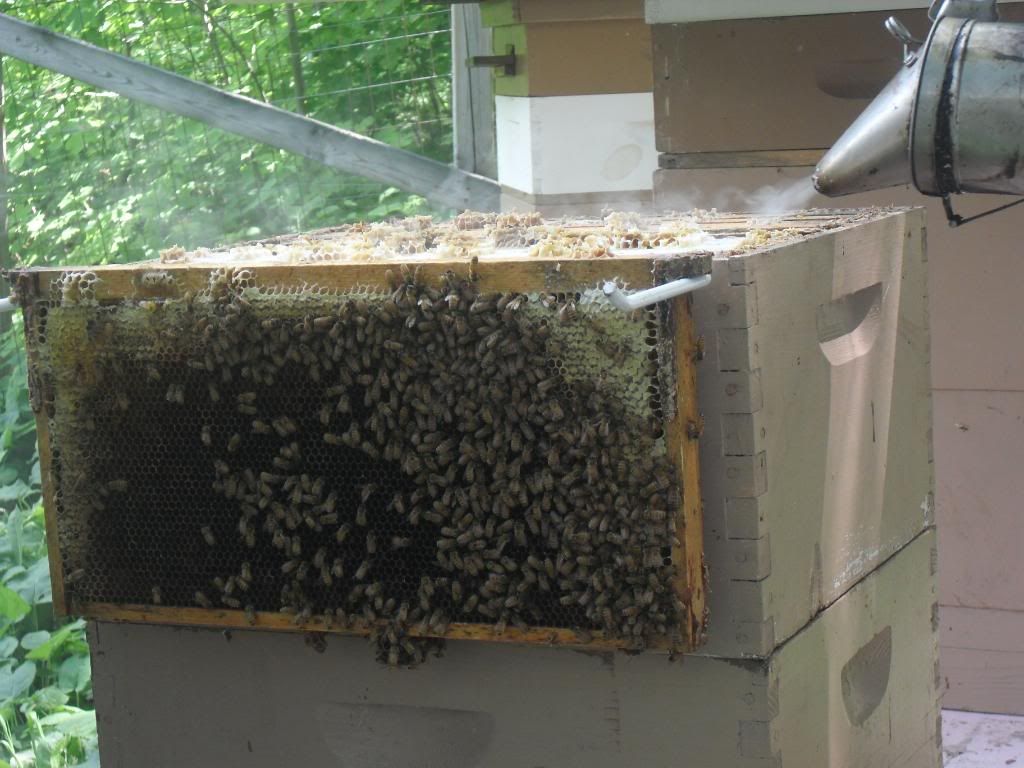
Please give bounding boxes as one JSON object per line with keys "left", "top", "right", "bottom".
{"left": 602, "top": 274, "right": 712, "bottom": 312}
{"left": 929, "top": 0, "right": 998, "bottom": 21}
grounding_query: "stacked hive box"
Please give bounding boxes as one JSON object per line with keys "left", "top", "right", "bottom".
{"left": 16, "top": 214, "right": 713, "bottom": 659}
{"left": 89, "top": 530, "right": 938, "bottom": 767}
{"left": 13, "top": 209, "right": 938, "bottom": 766}
{"left": 648, "top": 0, "right": 1024, "bottom": 718}
{"left": 691, "top": 209, "right": 933, "bottom": 659}
{"left": 478, "top": 0, "right": 659, "bottom": 214}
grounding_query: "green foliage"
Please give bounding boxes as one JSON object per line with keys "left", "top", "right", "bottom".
{"left": 0, "top": 2, "right": 455, "bottom": 764}
{"left": 2, "top": 0, "right": 453, "bottom": 268}
{"left": 0, "top": 321, "right": 95, "bottom": 768}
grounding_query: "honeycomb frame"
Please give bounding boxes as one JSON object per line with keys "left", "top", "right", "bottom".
{"left": 12, "top": 215, "right": 717, "bottom": 657}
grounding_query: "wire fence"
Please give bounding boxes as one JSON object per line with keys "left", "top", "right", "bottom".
{"left": 1, "top": 0, "right": 454, "bottom": 269}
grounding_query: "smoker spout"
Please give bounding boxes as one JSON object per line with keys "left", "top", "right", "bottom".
{"left": 813, "top": 59, "right": 919, "bottom": 197}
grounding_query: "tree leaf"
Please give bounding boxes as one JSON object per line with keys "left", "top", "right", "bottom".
{"left": 0, "top": 585, "right": 30, "bottom": 621}
{"left": 0, "top": 661, "right": 37, "bottom": 702}
{"left": 0, "top": 637, "right": 18, "bottom": 658}
{"left": 29, "top": 686, "right": 70, "bottom": 712}
{"left": 39, "top": 710, "right": 97, "bottom": 739}
{"left": 0, "top": 480, "right": 31, "bottom": 501}
{"left": 27, "top": 624, "right": 74, "bottom": 661}
{"left": 71, "top": 749, "right": 100, "bottom": 768}
{"left": 8, "top": 557, "right": 53, "bottom": 606}
{"left": 21, "top": 630, "right": 51, "bottom": 651}
{"left": 57, "top": 656, "right": 90, "bottom": 694}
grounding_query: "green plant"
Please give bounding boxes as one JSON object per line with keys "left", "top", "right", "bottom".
{"left": 2, "top": 0, "right": 452, "bottom": 269}
{"left": 0, "top": 326, "right": 96, "bottom": 768}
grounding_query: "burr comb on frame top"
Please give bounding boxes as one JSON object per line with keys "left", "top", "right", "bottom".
{"left": 9, "top": 210, "right": 855, "bottom": 665}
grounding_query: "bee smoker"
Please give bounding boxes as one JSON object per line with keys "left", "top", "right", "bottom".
{"left": 813, "top": 0, "right": 1024, "bottom": 226}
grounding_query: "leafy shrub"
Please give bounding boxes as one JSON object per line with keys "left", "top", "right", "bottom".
{"left": 0, "top": 329, "right": 96, "bottom": 768}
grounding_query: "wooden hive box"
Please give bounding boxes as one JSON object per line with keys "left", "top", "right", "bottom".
{"left": 11, "top": 208, "right": 930, "bottom": 665}
{"left": 12, "top": 212, "right": 718, "bottom": 661}
{"left": 87, "top": 528, "right": 940, "bottom": 767}
{"left": 14, "top": 209, "right": 941, "bottom": 766}
{"left": 689, "top": 207, "right": 932, "bottom": 657}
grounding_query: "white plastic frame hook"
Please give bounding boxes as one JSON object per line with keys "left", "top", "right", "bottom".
{"left": 602, "top": 274, "right": 712, "bottom": 312}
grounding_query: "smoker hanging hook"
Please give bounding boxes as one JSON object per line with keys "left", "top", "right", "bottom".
{"left": 884, "top": 16, "right": 924, "bottom": 64}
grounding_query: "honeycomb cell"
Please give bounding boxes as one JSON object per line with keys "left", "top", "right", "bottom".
{"left": 33, "top": 255, "right": 691, "bottom": 666}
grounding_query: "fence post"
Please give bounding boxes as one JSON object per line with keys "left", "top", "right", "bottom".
{"left": 452, "top": 4, "right": 496, "bottom": 180}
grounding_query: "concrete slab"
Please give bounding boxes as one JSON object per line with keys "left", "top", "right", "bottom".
{"left": 943, "top": 710, "right": 1024, "bottom": 767}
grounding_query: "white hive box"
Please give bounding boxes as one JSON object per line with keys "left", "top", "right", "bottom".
{"left": 88, "top": 530, "right": 939, "bottom": 768}
{"left": 691, "top": 208, "right": 932, "bottom": 657}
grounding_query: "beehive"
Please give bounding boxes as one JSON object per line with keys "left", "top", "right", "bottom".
{"left": 89, "top": 529, "right": 941, "bottom": 768}
{"left": 59, "top": 209, "right": 939, "bottom": 768}
{"left": 12, "top": 211, "right": 771, "bottom": 662}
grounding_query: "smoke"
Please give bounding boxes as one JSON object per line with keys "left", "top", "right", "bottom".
{"left": 741, "top": 176, "right": 820, "bottom": 215}
{"left": 657, "top": 175, "right": 820, "bottom": 216}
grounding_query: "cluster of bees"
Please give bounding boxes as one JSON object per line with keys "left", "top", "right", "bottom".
{"left": 60, "top": 265, "right": 685, "bottom": 666}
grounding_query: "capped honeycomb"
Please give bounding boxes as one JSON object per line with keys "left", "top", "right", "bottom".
{"left": 14, "top": 212, "right": 717, "bottom": 665}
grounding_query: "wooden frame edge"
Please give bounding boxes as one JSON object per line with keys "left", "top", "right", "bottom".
{"left": 79, "top": 602, "right": 685, "bottom": 652}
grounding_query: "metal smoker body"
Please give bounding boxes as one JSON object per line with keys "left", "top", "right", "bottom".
{"left": 814, "top": 0, "right": 1024, "bottom": 225}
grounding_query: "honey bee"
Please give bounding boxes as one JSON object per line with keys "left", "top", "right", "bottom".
{"left": 316, "top": 490, "right": 336, "bottom": 514}
{"left": 165, "top": 383, "right": 185, "bottom": 404}
{"left": 199, "top": 425, "right": 212, "bottom": 447}
{"left": 227, "top": 433, "right": 241, "bottom": 453}
{"left": 200, "top": 526, "right": 216, "bottom": 546}
{"left": 272, "top": 416, "right": 297, "bottom": 437}
{"left": 355, "top": 559, "right": 372, "bottom": 580}
{"left": 151, "top": 586, "right": 162, "bottom": 605}
{"left": 194, "top": 591, "right": 212, "bottom": 608}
